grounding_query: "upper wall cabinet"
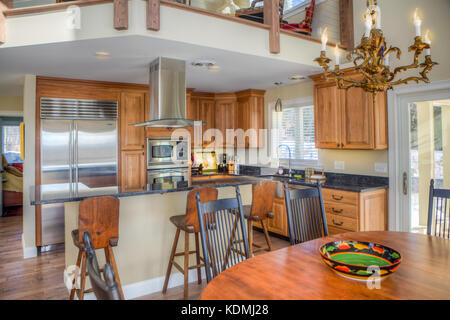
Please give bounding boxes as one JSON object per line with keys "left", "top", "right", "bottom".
{"left": 214, "top": 93, "right": 237, "bottom": 147}
{"left": 311, "top": 70, "right": 388, "bottom": 150}
{"left": 236, "top": 89, "right": 265, "bottom": 148}
{"left": 120, "top": 91, "right": 147, "bottom": 151}
{"left": 187, "top": 89, "right": 265, "bottom": 149}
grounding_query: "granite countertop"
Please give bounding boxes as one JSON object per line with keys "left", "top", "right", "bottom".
{"left": 30, "top": 170, "right": 388, "bottom": 205}
{"left": 29, "top": 176, "right": 267, "bottom": 205}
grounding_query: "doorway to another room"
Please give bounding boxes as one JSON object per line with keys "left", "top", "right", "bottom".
{"left": 408, "top": 100, "right": 449, "bottom": 234}
{"left": 0, "top": 117, "right": 24, "bottom": 217}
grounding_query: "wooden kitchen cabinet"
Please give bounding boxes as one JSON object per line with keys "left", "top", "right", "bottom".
{"left": 323, "top": 188, "right": 387, "bottom": 235}
{"left": 120, "top": 150, "right": 146, "bottom": 189}
{"left": 120, "top": 91, "right": 146, "bottom": 151}
{"left": 267, "top": 197, "right": 289, "bottom": 237}
{"left": 119, "top": 90, "right": 147, "bottom": 188}
{"left": 188, "top": 93, "right": 215, "bottom": 147}
{"left": 313, "top": 82, "right": 342, "bottom": 148}
{"left": 311, "top": 69, "right": 388, "bottom": 150}
{"left": 236, "top": 89, "right": 265, "bottom": 148}
{"left": 266, "top": 187, "right": 387, "bottom": 238}
{"left": 214, "top": 93, "right": 237, "bottom": 147}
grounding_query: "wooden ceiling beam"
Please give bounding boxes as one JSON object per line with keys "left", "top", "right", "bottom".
{"left": 147, "top": 0, "right": 160, "bottom": 31}
{"left": 264, "top": 0, "right": 280, "bottom": 54}
{"left": 339, "top": 0, "right": 354, "bottom": 51}
{"left": 114, "top": 0, "right": 128, "bottom": 30}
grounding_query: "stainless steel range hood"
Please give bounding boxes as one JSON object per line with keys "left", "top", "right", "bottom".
{"left": 134, "top": 57, "right": 195, "bottom": 127}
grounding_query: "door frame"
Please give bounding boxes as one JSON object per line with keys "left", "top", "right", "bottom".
{"left": 387, "top": 79, "right": 450, "bottom": 232}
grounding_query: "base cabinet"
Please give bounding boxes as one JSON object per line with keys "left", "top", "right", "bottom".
{"left": 267, "top": 187, "right": 387, "bottom": 238}
{"left": 120, "top": 150, "right": 146, "bottom": 190}
{"left": 267, "top": 197, "right": 289, "bottom": 237}
{"left": 323, "top": 188, "right": 387, "bottom": 235}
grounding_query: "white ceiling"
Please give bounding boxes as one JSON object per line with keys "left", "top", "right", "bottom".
{"left": 0, "top": 35, "right": 321, "bottom": 96}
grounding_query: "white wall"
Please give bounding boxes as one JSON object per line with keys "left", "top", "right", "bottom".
{"left": 22, "top": 75, "right": 37, "bottom": 258}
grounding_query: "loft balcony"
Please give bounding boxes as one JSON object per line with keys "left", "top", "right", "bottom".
{"left": 0, "top": 0, "right": 352, "bottom": 93}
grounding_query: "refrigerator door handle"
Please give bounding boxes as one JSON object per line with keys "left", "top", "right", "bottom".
{"left": 69, "top": 121, "right": 73, "bottom": 197}
{"left": 74, "top": 121, "right": 79, "bottom": 194}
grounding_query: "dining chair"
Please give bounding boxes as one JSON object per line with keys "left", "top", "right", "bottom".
{"left": 83, "top": 232, "right": 122, "bottom": 300}
{"left": 242, "top": 181, "right": 277, "bottom": 256}
{"left": 196, "top": 186, "right": 250, "bottom": 283}
{"left": 427, "top": 179, "right": 450, "bottom": 239}
{"left": 283, "top": 182, "right": 328, "bottom": 245}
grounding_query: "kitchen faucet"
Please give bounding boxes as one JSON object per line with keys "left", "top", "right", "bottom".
{"left": 277, "top": 144, "right": 292, "bottom": 177}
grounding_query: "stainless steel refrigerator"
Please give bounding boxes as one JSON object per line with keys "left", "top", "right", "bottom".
{"left": 39, "top": 98, "right": 118, "bottom": 251}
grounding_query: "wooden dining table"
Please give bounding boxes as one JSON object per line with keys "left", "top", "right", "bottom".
{"left": 200, "top": 231, "right": 450, "bottom": 300}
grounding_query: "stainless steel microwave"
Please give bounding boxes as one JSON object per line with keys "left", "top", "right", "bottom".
{"left": 147, "top": 137, "right": 189, "bottom": 169}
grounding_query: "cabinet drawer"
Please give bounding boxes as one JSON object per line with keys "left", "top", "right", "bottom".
{"left": 326, "top": 213, "right": 357, "bottom": 232}
{"left": 323, "top": 188, "right": 359, "bottom": 206}
{"left": 324, "top": 203, "right": 358, "bottom": 219}
{"left": 327, "top": 226, "right": 353, "bottom": 236}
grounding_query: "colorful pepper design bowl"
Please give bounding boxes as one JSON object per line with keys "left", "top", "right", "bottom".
{"left": 319, "top": 241, "right": 402, "bottom": 281}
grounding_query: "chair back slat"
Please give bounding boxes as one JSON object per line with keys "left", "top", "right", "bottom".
{"left": 83, "top": 232, "right": 122, "bottom": 300}
{"left": 185, "top": 187, "right": 219, "bottom": 233}
{"left": 284, "top": 182, "right": 328, "bottom": 245}
{"left": 427, "top": 180, "right": 450, "bottom": 239}
{"left": 196, "top": 186, "right": 250, "bottom": 282}
{"left": 78, "top": 196, "right": 119, "bottom": 249}
{"left": 249, "top": 181, "right": 277, "bottom": 219}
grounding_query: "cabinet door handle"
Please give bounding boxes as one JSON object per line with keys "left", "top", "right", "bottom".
{"left": 332, "top": 195, "right": 344, "bottom": 201}
{"left": 332, "top": 219, "right": 344, "bottom": 226}
{"left": 332, "top": 208, "right": 343, "bottom": 214}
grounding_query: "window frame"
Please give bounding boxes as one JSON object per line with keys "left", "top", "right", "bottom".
{"left": 269, "top": 96, "right": 321, "bottom": 169}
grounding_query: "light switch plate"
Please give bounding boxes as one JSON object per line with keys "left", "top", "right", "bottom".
{"left": 375, "top": 162, "right": 388, "bottom": 173}
{"left": 334, "top": 161, "right": 345, "bottom": 170}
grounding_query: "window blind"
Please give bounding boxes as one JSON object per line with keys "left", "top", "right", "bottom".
{"left": 272, "top": 105, "right": 318, "bottom": 161}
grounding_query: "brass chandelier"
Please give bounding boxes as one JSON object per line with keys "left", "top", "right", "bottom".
{"left": 314, "top": 0, "right": 438, "bottom": 102}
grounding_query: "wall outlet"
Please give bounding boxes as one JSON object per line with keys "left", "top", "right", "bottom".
{"left": 334, "top": 161, "right": 345, "bottom": 170}
{"left": 374, "top": 162, "right": 388, "bottom": 173}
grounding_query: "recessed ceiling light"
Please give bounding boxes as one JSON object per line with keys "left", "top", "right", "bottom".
{"left": 208, "top": 64, "right": 221, "bottom": 72}
{"left": 289, "top": 75, "right": 306, "bottom": 81}
{"left": 95, "top": 51, "right": 110, "bottom": 59}
{"left": 191, "top": 59, "right": 220, "bottom": 71}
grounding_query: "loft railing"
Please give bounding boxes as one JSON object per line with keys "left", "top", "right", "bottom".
{"left": 0, "top": 0, "right": 351, "bottom": 52}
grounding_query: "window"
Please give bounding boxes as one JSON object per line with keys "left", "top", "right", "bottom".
{"left": 284, "top": 0, "right": 309, "bottom": 13}
{"left": 271, "top": 101, "right": 318, "bottom": 163}
{"left": 2, "top": 125, "right": 22, "bottom": 163}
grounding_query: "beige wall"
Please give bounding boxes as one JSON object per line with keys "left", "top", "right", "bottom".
{"left": 0, "top": 96, "right": 23, "bottom": 113}
{"left": 353, "top": 0, "right": 450, "bottom": 82}
{"left": 264, "top": 80, "right": 389, "bottom": 177}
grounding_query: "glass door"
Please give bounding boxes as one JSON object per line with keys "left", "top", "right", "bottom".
{"left": 406, "top": 100, "right": 450, "bottom": 233}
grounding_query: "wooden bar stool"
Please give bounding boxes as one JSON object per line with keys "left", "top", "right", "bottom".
{"left": 69, "top": 196, "right": 124, "bottom": 300}
{"left": 162, "top": 187, "right": 218, "bottom": 300}
{"left": 243, "top": 181, "right": 277, "bottom": 256}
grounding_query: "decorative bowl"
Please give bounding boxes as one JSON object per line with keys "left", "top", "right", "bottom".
{"left": 319, "top": 241, "right": 402, "bottom": 281}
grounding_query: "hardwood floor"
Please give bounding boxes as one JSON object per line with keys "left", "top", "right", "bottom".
{"left": 0, "top": 215, "right": 289, "bottom": 300}
{"left": 138, "top": 231, "right": 290, "bottom": 300}
{"left": 0, "top": 216, "right": 68, "bottom": 300}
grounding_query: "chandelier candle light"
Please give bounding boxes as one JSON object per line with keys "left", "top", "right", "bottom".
{"left": 314, "top": 0, "right": 438, "bottom": 104}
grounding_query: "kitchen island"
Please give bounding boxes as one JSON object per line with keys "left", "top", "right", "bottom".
{"left": 30, "top": 175, "right": 272, "bottom": 299}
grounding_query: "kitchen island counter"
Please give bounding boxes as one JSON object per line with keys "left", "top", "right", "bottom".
{"left": 29, "top": 175, "right": 268, "bottom": 206}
